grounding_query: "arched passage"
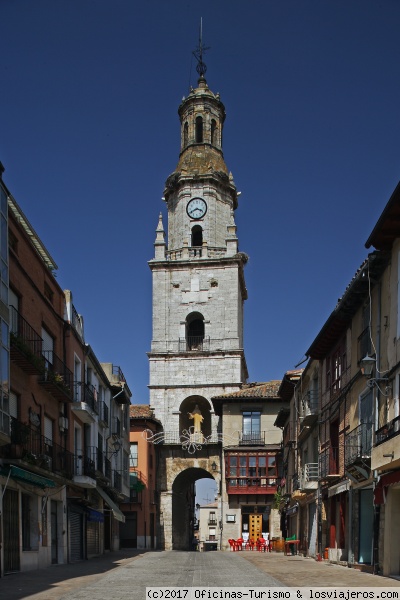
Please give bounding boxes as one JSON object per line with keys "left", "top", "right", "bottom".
{"left": 172, "top": 467, "right": 215, "bottom": 550}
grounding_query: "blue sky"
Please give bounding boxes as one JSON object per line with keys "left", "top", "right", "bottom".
{"left": 1, "top": 0, "right": 400, "bottom": 406}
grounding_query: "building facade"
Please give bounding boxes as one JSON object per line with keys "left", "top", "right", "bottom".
{"left": 0, "top": 171, "right": 131, "bottom": 576}
{"left": 120, "top": 404, "right": 161, "bottom": 549}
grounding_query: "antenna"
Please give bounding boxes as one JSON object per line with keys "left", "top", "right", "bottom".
{"left": 192, "top": 17, "right": 210, "bottom": 78}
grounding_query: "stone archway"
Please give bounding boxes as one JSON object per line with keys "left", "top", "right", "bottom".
{"left": 171, "top": 467, "right": 215, "bottom": 550}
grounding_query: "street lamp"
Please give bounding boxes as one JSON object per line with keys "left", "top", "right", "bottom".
{"left": 360, "top": 355, "right": 391, "bottom": 395}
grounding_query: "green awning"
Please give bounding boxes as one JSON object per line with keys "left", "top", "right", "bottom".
{"left": 130, "top": 473, "right": 145, "bottom": 491}
{"left": 1, "top": 465, "right": 56, "bottom": 489}
{"left": 96, "top": 485, "right": 125, "bottom": 523}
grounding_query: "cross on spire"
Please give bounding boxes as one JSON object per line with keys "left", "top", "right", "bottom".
{"left": 192, "top": 18, "right": 210, "bottom": 78}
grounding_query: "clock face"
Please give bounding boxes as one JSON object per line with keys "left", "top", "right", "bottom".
{"left": 187, "top": 197, "right": 207, "bottom": 220}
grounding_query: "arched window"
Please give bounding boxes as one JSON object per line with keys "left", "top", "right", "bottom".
{"left": 195, "top": 116, "right": 203, "bottom": 143}
{"left": 191, "top": 225, "right": 203, "bottom": 247}
{"left": 211, "top": 119, "right": 217, "bottom": 145}
{"left": 183, "top": 122, "right": 188, "bottom": 147}
{"left": 186, "top": 313, "right": 205, "bottom": 351}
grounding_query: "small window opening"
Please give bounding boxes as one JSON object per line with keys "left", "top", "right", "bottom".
{"left": 196, "top": 116, "right": 203, "bottom": 143}
{"left": 211, "top": 119, "right": 217, "bottom": 145}
{"left": 191, "top": 225, "right": 203, "bottom": 247}
{"left": 183, "top": 122, "right": 189, "bottom": 147}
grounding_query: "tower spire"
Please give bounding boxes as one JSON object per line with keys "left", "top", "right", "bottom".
{"left": 192, "top": 18, "right": 210, "bottom": 79}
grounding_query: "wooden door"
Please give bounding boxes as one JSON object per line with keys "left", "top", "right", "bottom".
{"left": 249, "top": 514, "right": 262, "bottom": 541}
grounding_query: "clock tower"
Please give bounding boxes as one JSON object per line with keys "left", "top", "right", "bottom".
{"left": 148, "top": 52, "right": 248, "bottom": 549}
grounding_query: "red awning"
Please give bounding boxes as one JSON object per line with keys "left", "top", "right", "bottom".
{"left": 374, "top": 470, "right": 400, "bottom": 504}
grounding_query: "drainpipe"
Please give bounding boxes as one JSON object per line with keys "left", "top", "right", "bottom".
{"left": 372, "top": 279, "right": 382, "bottom": 574}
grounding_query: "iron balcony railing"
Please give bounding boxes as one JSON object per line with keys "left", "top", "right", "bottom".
{"left": 283, "top": 422, "right": 296, "bottom": 446}
{"left": 208, "top": 517, "right": 218, "bottom": 525}
{"left": 161, "top": 431, "right": 220, "bottom": 444}
{"left": 239, "top": 431, "right": 265, "bottom": 445}
{"left": 376, "top": 415, "right": 400, "bottom": 446}
{"left": 8, "top": 417, "right": 74, "bottom": 478}
{"left": 41, "top": 350, "right": 74, "bottom": 398}
{"left": 179, "top": 336, "right": 210, "bottom": 352}
{"left": 112, "top": 365, "right": 126, "bottom": 383}
{"left": 98, "top": 401, "right": 109, "bottom": 426}
{"left": 345, "top": 422, "right": 373, "bottom": 466}
{"left": 9, "top": 306, "right": 44, "bottom": 371}
{"left": 319, "top": 446, "right": 340, "bottom": 479}
{"left": 111, "top": 417, "right": 121, "bottom": 437}
{"left": 73, "top": 382, "right": 99, "bottom": 414}
{"left": 300, "top": 389, "right": 318, "bottom": 419}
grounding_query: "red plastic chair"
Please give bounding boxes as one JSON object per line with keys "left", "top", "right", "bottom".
{"left": 235, "top": 537, "right": 244, "bottom": 551}
{"left": 228, "top": 539, "right": 236, "bottom": 551}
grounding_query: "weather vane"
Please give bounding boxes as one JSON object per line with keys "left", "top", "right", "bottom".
{"left": 192, "top": 18, "right": 210, "bottom": 78}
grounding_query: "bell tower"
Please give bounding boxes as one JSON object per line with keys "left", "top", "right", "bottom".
{"left": 148, "top": 42, "right": 248, "bottom": 549}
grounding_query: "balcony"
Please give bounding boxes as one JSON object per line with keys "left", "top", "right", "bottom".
{"left": 3, "top": 418, "right": 74, "bottom": 479}
{"left": 239, "top": 432, "right": 265, "bottom": 446}
{"left": 85, "top": 446, "right": 112, "bottom": 483}
{"left": 160, "top": 431, "right": 220, "bottom": 445}
{"left": 39, "top": 351, "right": 74, "bottom": 401}
{"left": 9, "top": 307, "right": 44, "bottom": 375}
{"left": 108, "top": 365, "right": 130, "bottom": 404}
{"left": 208, "top": 517, "right": 218, "bottom": 526}
{"left": 226, "top": 476, "right": 279, "bottom": 494}
{"left": 179, "top": 336, "right": 211, "bottom": 352}
{"left": 283, "top": 422, "right": 296, "bottom": 447}
{"left": 372, "top": 416, "right": 400, "bottom": 471}
{"left": 345, "top": 423, "right": 372, "bottom": 482}
{"left": 73, "top": 452, "right": 96, "bottom": 488}
{"left": 98, "top": 401, "right": 109, "bottom": 427}
{"left": 319, "top": 446, "right": 340, "bottom": 480}
{"left": 71, "top": 382, "right": 99, "bottom": 423}
{"left": 376, "top": 415, "right": 400, "bottom": 446}
{"left": 300, "top": 389, "right": 318, "bottom": 428}
{"left": 299, "top": 463, "right": 319, "bottom": 490}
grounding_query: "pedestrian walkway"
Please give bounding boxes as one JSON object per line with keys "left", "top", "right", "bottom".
{"left": 240, "top": 550, "right": 400, "bottom": 587}
{"left": 1, "top": 550, "right": 399, "bottom": 600}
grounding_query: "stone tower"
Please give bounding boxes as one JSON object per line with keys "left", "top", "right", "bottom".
{"left": 148, "top": 65, "right": 248, "bottom": 549}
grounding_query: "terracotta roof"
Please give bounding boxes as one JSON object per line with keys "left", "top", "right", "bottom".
{"left": 129, "top": 404, "right": 156, "bottom": 419}
{"left": 212, "top": 381, "right": 281, "bottom": 400}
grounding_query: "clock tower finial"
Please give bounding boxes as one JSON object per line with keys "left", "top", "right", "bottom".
{"left": 192, "top": 18, "right": 209, "bottom": 80}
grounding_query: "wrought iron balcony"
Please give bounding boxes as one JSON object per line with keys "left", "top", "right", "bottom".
{"left": 98, "top": 401, "right": 109, "bottom": 427}
{"left": 179, "top": 336, "right": 210, "bottom": 352}
{"left": 239, "top": 431, "right": 265, "bottom": 446}
{"left": 72, "top": 382, "right": 99, "bottom": 415}
{"left": 39, "top": 351, "right": 74, "bottom": 401}
{"left": 4, "top": 417, "right": 74, "bottom": 479}
{"left": 376, "top": 415, "right": 400, "bottom": 446}
{"left": 319, "top": 446, "right": 340, "bottom": 479}
{"left": 9, "top": 307, "right": 44, "bottom": 374}
{"left": 345, "top": 422, "right": 373, "bottom": 467}
{"left": 283, "top": 422, "right": 296, "bottom": 446}
{"left": 300, "top": 389, "right": 319, "bottom": 426}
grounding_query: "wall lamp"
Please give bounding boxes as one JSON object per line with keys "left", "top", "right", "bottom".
{"left": 360, "top": 355, "right": 391, "bottom": 396}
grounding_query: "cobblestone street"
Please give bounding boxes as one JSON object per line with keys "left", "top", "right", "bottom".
{"left": 1, "top": 550, "right": 400, "bottom": 600}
